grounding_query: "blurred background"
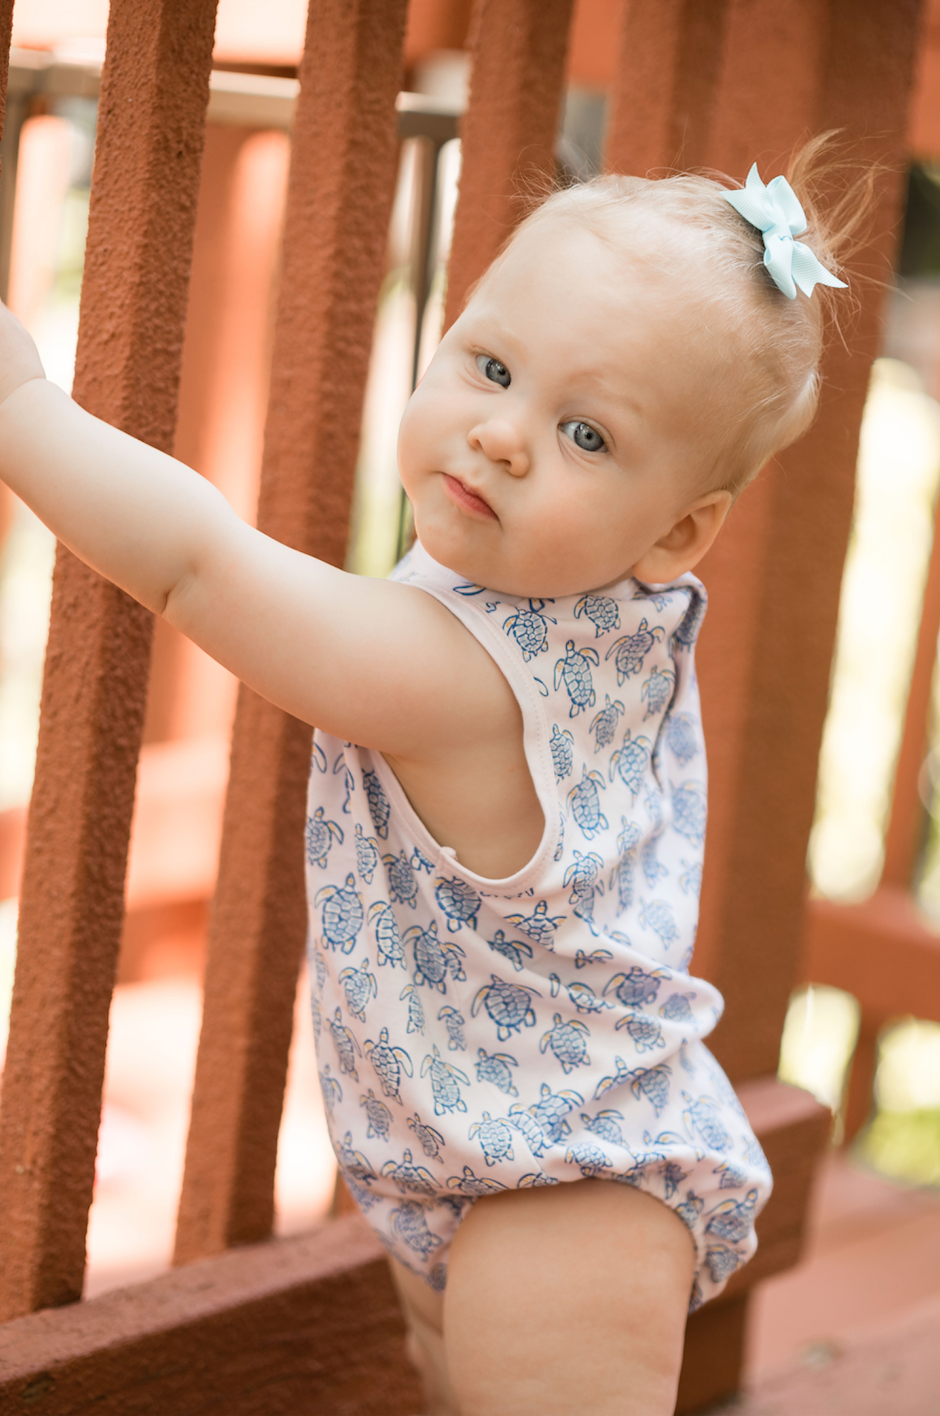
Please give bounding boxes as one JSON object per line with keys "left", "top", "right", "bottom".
{"left": 1, "top": 0, "right": 940, "bottom": 1386}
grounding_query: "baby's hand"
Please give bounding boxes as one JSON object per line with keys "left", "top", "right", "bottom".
{"left": 0, "top": 300, "right": 45, "bottom": 406}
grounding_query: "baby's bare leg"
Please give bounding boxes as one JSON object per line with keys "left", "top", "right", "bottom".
{"left": 444, "top": 1180, "right": 694, "bottom": 1416}
{"left": 389, "top": 1257, "right": 456, "bottom": 1416}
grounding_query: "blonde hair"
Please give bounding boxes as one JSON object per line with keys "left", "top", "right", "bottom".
{"left": 508, "top": 136, "right": 870, "bottom": 493}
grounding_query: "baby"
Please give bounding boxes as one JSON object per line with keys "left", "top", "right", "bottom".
{"left": 0, "top": 152, "right": 848, "bottom": 1415}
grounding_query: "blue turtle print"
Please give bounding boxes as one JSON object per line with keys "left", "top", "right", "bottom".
{"left": 354, "top": 823, "right": 380, "bottom": 883}
{"left": 310, "top": 740, "right": 327, "bottom": 775}
{"left": 502, "top": 600, "right": 556, "bottom": 660}
{"left": 486, "top": 929, "right": 533, "bottom": 972}
{"left": 362, "top": 768, "right": 391, "bottom": 839}
{"left": 337, "top": 1131, "right": 376, "bottom": 1183}
{"left": 549, "top": 724, "right": 575, "bottom": 780}
{"left": 406, "top": 920, "right": 466, "bottom": 992}
{"left": 666, "top": 711, "right": 699, "bottom": 765}
{"left": 679, "top": 859, "right": 703, "bottom": 896}
{"left": 705, "top": 1245, "right": 742, "bottom": 1286}
{"left": 337, "top": 957, "right": 378, "bottom": 1022}
{"left": 682, "top": 1092, "right": 733, "bottom": 1152}
{"left": 383, "top": 849, "right": 418, "bottom": 908}
{"left": 399, "top": 982, "right": 426, "bottom": 1035}
{"left": 660, "top": 1160, "right": 689, "bottom": 1199}
{"left": 381, "top": 1149, "right": 438, "bottom": 1195}
{"left": 575, "top": 947, "right": 614, "bottom": 969}
{"left": 438, "top": 1005, "right": 467, "bottom": 1051}
{"left": 540, "top": 1013, "right": 591, "bottom": 1074}
{"left": 565, "top": 1141, "right": 613, "bottom": 1177}
{"left": 713, "top": 1160, "right": 749, "bottom": 1191}
{"left": 364, "top": 1027, "right": 413, "bottom": 1103}
{"left": 610, "top": 730, "right": 653, "bottom": 799}
{"left": 641, "top": 664, "right": 675, "bottom": 720}
{"left": 616, "top": 1010, "right": 666, "bottom": 1053}
{"left": 566, "top": 764, "right": 609, "bottom": 840}
{"left": 527, "top": 1082, "right": 584, "bottom": 1143}
{"left": 554, "top": 639, "right": 598, "bottom": 717}
{"left": 469, "top": 1111, "right": 515, "bottom": 1166}
{"left": 390, "top": 1200, "right": 442, "bottom": 1258}
{"left": 704, "top": 1189, "right": 759, "bottom": 1243}
{"left": 589, "top": 694, "right": 625, "bottom": 752}
{"left": 605, "top": 619, "right": 665, "bottom": 684}
{"left": 673, "top": 782, "right": 707, "bottom": 846}
{"left": 550, "top": 974, "right": 612, "bottom": 1015}
{"left": 504, "top": 899, "right": 565, "bottom": 946}
{"left": 673, "top": 591, "right": 706, "bottom": 651}
{"left": 609, "top": 817, "right": 641, "bottom": 911}
{"left": 660, "top": 991, "right": 697, "bottom": 1024}
{"left": 410, "top": 846, "right": 435, "bottom": 874}
{"left": 421, "top": 1046, "right": 471, "bottom": 1115}
{"left": 368, "top": 900, "right": 405, "bottom": 968}
{"left": 328, "top": 1008, "right": 362, "bottom": 1081}
{"left": 319, "top": 1065, "right": 343, "bottom": 1115}
{"left": 332, "top": 754, "right": 355, "bottom": 813}
{"left": 640, "top": 898, "right": 679, "bottom": 948}
{"left": 305, "top": 807, "right": 344, "bottom": 869}
{"left": 435, "top": 876, "right": 481, "bottom": 932}
{"left": 581, "top": 1108, "right": 625, "bottom": 1145}
{"left": 675, "top": 1190, "right": 705, "bottom": 1230}
{"left": 407, "top": 1112, "right": 446, "bottom": 1159}
{"left": 447, "top": 1166, "right": 507, "bottom": 1196}
{"left": 360, "top": 1089, "right": 393, "bottom": 1141}
{"left": 574, "top": 592, "right": 621, "bottom": 637}
{"left": 471, "top": 975, "right": 540, "bottom": 1041}
{"left": 315, "top": 873, "right": 364, "bottom": 953}
{"left": 475, "top": 1048, "right": 519, "bottom": 1096}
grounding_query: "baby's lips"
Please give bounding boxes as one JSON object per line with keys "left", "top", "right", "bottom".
{"left": 442, "top": 472, "right": 498, "bottom": 519}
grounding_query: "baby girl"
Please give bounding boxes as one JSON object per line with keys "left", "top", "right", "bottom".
{"left": 0, "top": 152, "right": 847, "bottom": 1414}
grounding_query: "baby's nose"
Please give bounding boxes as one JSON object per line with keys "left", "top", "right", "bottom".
{"left": 469, "top": 417, "right": 530, "bottom": 476}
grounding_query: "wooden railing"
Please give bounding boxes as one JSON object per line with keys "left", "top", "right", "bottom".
{"left": 0, "top": 0, "right": 927, "bottom": 1411}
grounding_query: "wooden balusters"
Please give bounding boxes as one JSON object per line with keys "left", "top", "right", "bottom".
{"left": 173, "top": 0, "right": 410, "bottom": 1265}
{"left": 443, "top": 0, "right": 575, "bottom": 328}
{"left": 0, "top": 0, "right": 219, "bottom": 1320}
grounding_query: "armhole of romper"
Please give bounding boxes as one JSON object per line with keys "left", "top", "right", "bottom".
{"left": 368, "top": 585, "right": 560, "bottom": 896}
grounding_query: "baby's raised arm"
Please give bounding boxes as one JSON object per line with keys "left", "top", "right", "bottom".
{"left": 0, "top": 305, "right": 515, "bottom": 770}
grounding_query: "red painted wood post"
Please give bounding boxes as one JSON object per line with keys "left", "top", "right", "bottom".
{"left": 0, "top": 0, "right": 218, "bottom": 1321}
{"left": 695, "top": 0, "right": 927, "bottom": 1083}
{"left": 0, "top": 2, "right": 12, "bottom": 160}
{"left": 443, "top": 0, "right": 575, "bottom": 329}
{"left": 173, "top": 0, "right": 410, "bottom": 1265}
{"left": 605, "top": 0, "right": 730, "bottom": 176}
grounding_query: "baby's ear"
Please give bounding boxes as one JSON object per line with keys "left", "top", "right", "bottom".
{"left": 631, "top": 490, "right": 732, "bottom": 583}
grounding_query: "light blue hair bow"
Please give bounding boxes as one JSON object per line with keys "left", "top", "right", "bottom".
{"left": 722, "top": 163, "right": 847, "bottom": 300}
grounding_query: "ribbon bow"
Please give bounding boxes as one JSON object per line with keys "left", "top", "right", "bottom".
{"left": 722, "top": 164, "right": 847, "bottom": 300}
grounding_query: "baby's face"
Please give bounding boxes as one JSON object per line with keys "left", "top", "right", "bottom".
{"left": 398, "top": 216, "right": 719, "bottom": 597}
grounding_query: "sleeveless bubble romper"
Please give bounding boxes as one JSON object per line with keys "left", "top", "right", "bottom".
{"left": 304, "top": 540, "right": 773, "bottom": 1311}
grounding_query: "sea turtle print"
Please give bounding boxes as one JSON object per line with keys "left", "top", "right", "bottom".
{"left": 605, "top": 619, "right": 665, "bottom": 684}
{"left": 673, "top": 591, "right": 706, "bottom": 651}
{"left": 640, "top": 898, "right": 679, "bottom": 948}
{"left": 390, "top": 1200, "right": 442, "bottom": 1258}
{"left": 435, "top": 876, "right": 481, "bottom": 932}
{"left": 589, "top": 694, "right": 625, "bottom": 752}
{"left": 475, "top": 1048, "right": 519, "bottom": 1095}
{"left": 399, "top": 982, "right": 426, "bottom": 1035}
{"left": 438, "top": 1006, "right": 467, "bottom": 1051}
{"left": 502, "top": 600, "right": 556, "bottom": 660}
{"left": 303, "top": 552, "right": 768, "bottom": 1304}
{"left": 338, "top": 957, "right": 378, "bottom": 1022}
{"left": 471, "top": 975, "right": 541, "bottom": 1041}
{"left": 381, "top": 1149, "right": 438, "bottom": 1195}
{"left": 362, "top": 768, "right": 391, "bottom": 838}
{"left": 305, "top": 807, "right": 344, "bottom": 869}
{"left": 504, "top": 899, "right": 565, "bottom": 946}
{"left": 422, "top": 1046, "right": 471, "bottom": 1115}
{"left": 368, "top": 900, "right": 405, "bottom": 968}
{"left": 666, "top": 711, "right": 699, "bottom": 765}
{"left": 328, "top": 1008, "right": 362, "bottom": 1081}
{"left": 704, "top": 1244, "right": 742, "bottom": 1286}
{"left": 574, "top": 593, "right": 621, "bottom": 637}
{"left": 469, "top": 1111, "right": 515, "bottom": 1166}
{"left": 354, "top": 824, "right": 380, "bottom": 883}
{"left": 554, "top": 639, "right": 599, "bottom": 717}
{"left": 549, "top": 724, "right": 575, "bottom": 780}
{"left": 486, "top": 930, "right": 533, "bottom": 972}
{"left": 675, "top": 1190, "right": 705, "bottom": 1230}
{"left": 315, "top": 874, "right": 364, "bottom": 954}
{"left": 673, "top": 782, "right": 707, "bottom": 846}
{"left": 609, "top": 730, "right": 653, "bottom": 799}
{"left": 319, "top": 1066, "right": 343, "bottom": 1115}
{"left": 364, "top": 1028, "right": 413, "bottom": 1103}
{"left": 360, "top": 1089, "right": 393, "bottom": 1141}
{"left": 565, "top": 1141, "right": 612, "bottom": 1177}
{"left": 641, "top": 665, "right": 675, "bottom": 720}
{"left": 407, "top": 1112, "right": 446, "bottom": 1159}
{"left": 540, "top": 1013, "right": 591, "bottom": 1074}
{"left": 383, "top": 850, "right": 418, "bottom": 908}
{"left": 310, "top": 741, "right": 327, "bottom": 775}
{"left": 405, "top": 920, "right": 467, "bottom": 992}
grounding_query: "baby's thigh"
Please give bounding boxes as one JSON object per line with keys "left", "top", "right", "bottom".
{"left": 444, "top": 1180, "right": 695, "bottom": 1416}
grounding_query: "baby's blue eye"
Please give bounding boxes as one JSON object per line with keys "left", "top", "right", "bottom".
{"left": 562, "top": 420, "right": 606, "bottom": 453}
{"left": 477, "top": 354, "right": 511, "bottom": 387}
